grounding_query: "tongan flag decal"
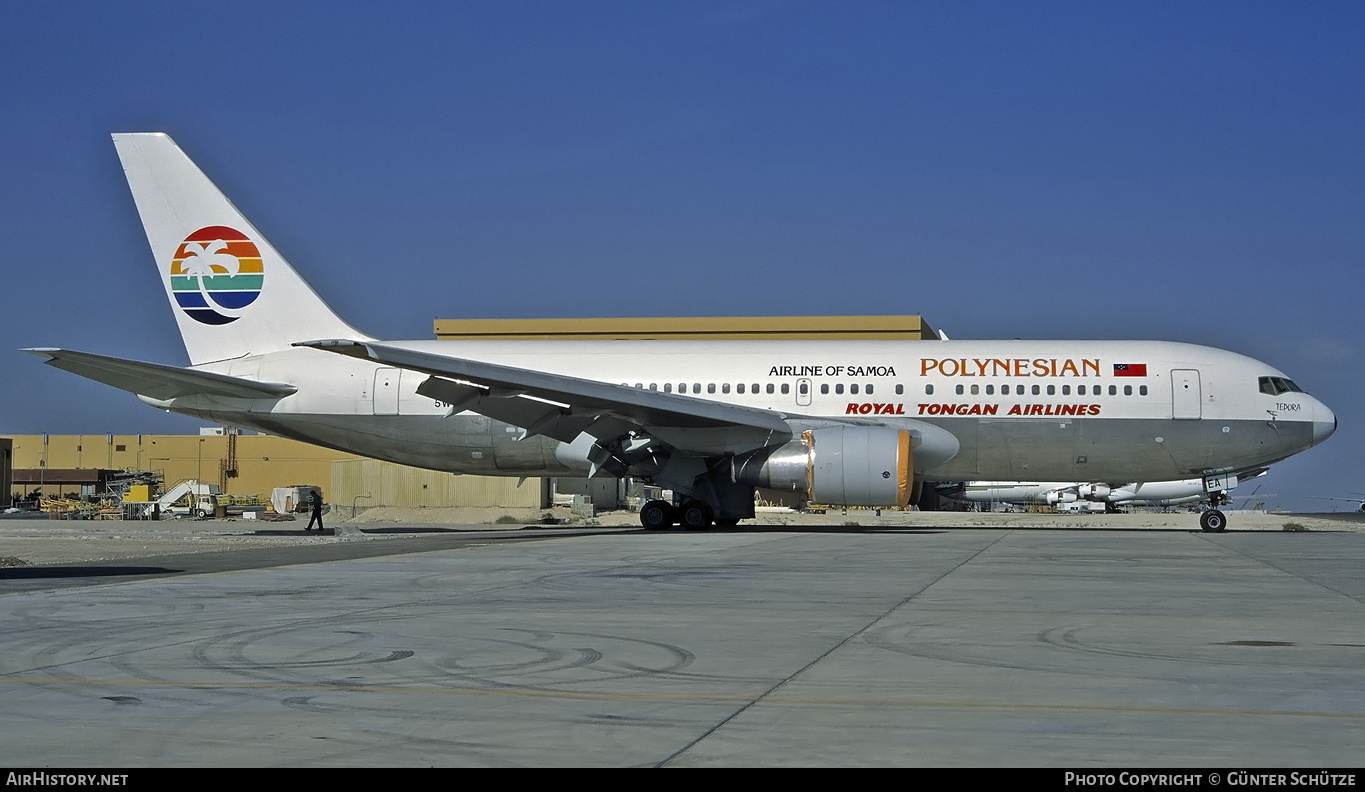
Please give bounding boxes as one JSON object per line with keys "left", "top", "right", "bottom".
{"left": 1114, "top": 363, "right": 1148, "bottom": 377}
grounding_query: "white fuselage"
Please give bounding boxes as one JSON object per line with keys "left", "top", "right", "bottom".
{"left": 150, "top": 337, "right": 1334, "bottom": 485}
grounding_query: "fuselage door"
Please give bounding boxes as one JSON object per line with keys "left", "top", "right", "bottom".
{"left": 797, "top": 378, "right": 812, "bottom": 407}
{"left": 374, "top": 367, "right": 401, "bottom": 416}
{"left": 1171, "top": 369, "right": 1202, "bottom": 420}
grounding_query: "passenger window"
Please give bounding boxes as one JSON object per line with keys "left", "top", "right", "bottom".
{"left": 971, "top": 384, "right": 979, "bottom": 395}
{"left": 895, "top": 384, "right": 904, "bottom": 395}
{"left": 738, "top": 383, "right": 746, "bottom": 394}
{"left": 1032, "top": 385, "right": 1040, "bottom": 396}
{"left": 693, "top": 384, "right": 701, "bottom": 394}
{"left": 664, "top": 383, "right": 672, "bottom": 393}
{"left": 722, "top": 383, "right": 731, "bottom": 394}
{"left": 1140, "top": 385, "right": 1148, "bottom": 396}
{"left": 766, "top": 383, "right": 775, "bottom": 394}
{"left": 925, "top": 384, "right": 934, "bottom": 395}
{"left": 752, "top": 383, "right": 759, "bottom": 393}
{"left": 820, "top": 384, "right": 829, "bottom": 394}
{"left": 1078, "top": 385, "right": 1087, "bottom": 396}
{"left": 866, "top": 384, "right": 873, "bottom": 395}
{"left": 835, "top": 384, "right": 844, "bottom": 395}
{"left": 649, "top": 383, "right": 658, "bottom": 391}
{"left": 955, "top": 384, "right": 963, "bottom": 395}
{"left": 1047, "top": 385, "right": 1055, "bottom": 395}
{"left": 707, "top": 383, "right": 716, "bottom": 394}
{"left": 799, "top": 382, "right": 808, "bottom": 395}
{"left": 1108, "top": 385, "right": 1116, "bottom": 396}
{"left": 1062, "top": 385, "right": 1071, "bottom": 396}
{"left": 781, "top": 383, "right": 790, "bottom": 394}
{"left": 1124, "top": 385, "right": 1132, "bottom": 396}
{"left": 851, "top": 384, "right": 860, "bottom": 395}
{"left": 986, "top": 384, "right": 994, "bottom": 395}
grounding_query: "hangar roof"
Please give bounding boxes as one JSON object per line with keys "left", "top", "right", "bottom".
{"left": 433, "top": 315, "right": 937, "bottom": 341}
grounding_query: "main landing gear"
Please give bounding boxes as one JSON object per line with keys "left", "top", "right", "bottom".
{"left": 640, "top": 499, "right": 739, "bottom": 530}
{"left": 1200, "top": 509, "right": 1227, "bottom": 533}
{"left": 639, "top": 500, "right": 675, "bottom": 530}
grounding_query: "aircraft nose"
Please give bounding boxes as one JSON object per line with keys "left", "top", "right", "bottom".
{"left": 1313, "top": 401, "right": 1337, "bottom": 445}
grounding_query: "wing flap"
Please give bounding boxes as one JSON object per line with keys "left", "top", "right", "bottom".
{"left": 415, "top": 376, "right": 598, "bottom": 443}
{"left": 25, "top": 348, "right": 297, "bottom": 401}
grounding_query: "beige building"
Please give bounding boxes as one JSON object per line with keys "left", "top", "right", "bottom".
{"left": 5, "top": 433, "right": 548, "bottom": 512}
{"left": 330, "top": 459, "right": 548, "bottom": 515}
{"left": 7, "top": 433, "right": 353, "bottom": 502}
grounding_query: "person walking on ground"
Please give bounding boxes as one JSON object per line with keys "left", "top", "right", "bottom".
{"left": 306, "top": 489, "right": 325, "bottom": 532}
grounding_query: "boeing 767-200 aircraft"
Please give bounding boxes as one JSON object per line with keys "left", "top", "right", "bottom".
{"left": 26, "top": 134, "right": 1337, "bottom": 532}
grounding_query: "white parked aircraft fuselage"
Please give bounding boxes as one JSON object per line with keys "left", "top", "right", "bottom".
{"left": 948, "top": 477, "right": 1254, "bottom": 509}
{"left": 150, "top": 338, "right": 1332, "bottom": 484}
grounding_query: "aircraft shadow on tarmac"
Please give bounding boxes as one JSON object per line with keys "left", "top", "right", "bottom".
{"left": 356, "top": 526, "right": 476, "bottom": 534}
{"left": 492, "top": 523, "right": 950, "bottom": 536}
{"left": 0, "top": 565, "right": 181, "bottom": 580}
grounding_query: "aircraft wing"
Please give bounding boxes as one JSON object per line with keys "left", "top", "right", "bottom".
{"left": 296, "top": 339, "right": 794, "bottom": 453}
{"left": 25, "top": 348, "right": 298, "bottom": 401}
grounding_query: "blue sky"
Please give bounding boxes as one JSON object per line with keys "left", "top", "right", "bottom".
{"left": 2, "top": 2, "right": 1362, "bottom": 512}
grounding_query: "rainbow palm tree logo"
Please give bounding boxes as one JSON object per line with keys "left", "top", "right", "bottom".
{"left": 170, "top": 226, "right": 264, "bottom": 325}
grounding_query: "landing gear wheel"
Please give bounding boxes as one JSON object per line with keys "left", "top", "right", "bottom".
{"left": 679, "top": 499, "right": 714, "bottom": 530}
{"left": 640, "top": 500, "right": 675, "bottom": 530}
{"left": 1200, "top": 509, "right": 1227, "bottom": 533}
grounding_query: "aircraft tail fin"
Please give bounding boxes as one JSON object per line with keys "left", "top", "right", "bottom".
{"left": 112, "top": 133, "right": 369, "bottom": 365}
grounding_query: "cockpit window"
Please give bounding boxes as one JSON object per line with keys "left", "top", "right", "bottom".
{"left": 1259, "top": 376, "right": 1306, "bottom": 395}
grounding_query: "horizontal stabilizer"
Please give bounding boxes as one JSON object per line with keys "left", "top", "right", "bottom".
{"left": 25, "top": 348, "right": 297, "bottom": 401}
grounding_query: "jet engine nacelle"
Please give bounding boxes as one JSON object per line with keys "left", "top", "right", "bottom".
{"left": 745, "top": 426, "right": 913, "bottom": 507}
{"left": 1079, "top": 483, "right": 1111, "bottom": 501}
{"left": 1046, "top": 490, "right": 1078, "bottom": 505}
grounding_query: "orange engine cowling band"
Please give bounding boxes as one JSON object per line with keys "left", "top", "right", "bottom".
{"left": 750, "top": 426, "right": 913, "bottom": 508}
